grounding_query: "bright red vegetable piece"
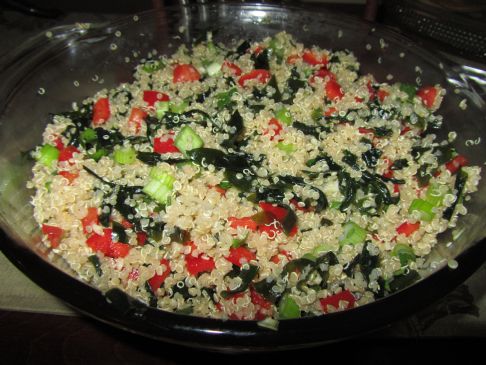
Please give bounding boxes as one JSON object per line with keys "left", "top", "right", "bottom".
{"left": 154, "top": 136, "right": 180, "bottom": 154}
{"left": 128, "top": 107, "right": 147, "bottom": 134}
{"left": 445, "top": 155, "right": 468, "bottom": 174}
{"left": 92, "top": 97, "right": 111, "bottom": 125}
{"left": 302, "top": 50, "right": 328, "bottom": 66}
{"left": 250, "top": 288, "right": 272, "bottom": 309}
{"left": 81, "top": 207, "right": 99, "bottom": 234}
{"left": 143, "top": 90, "right": 169, "bottom": 107}
{"left": 86, "top": 228, "right": 131, "bottom": 258}
{"left": 325, "top": 79, "right": 344, "bottom": 101}
{"left": 148, "top": 258, "right": 171, "bottom": 292}
{"left": 238, "top": 69, "right": 271, "bottom": 87}
{"left": 41, "top": 224, "right": 64, "bottom": 248}
{"left": 263, "top": 118, "right": 283, "bottom": 141}
{"left": 377, "top": 89, "right": 389, "bottom": 103}
{"left": 58, "top": 145, "right": 79, "bottom": 163}
{"left": 185, "top": 241, "right": 216, "bottom": 276}
{"left": 226, "top": 247, "right": 256, "bottom": 267}
{"left": 228, "top": 216, "right": 258, "bottom": 231}
{"left": 58, "top": 170, "right": 79, "bottom": 184}
{"left": 173, "top": 64, "right": 201, "bottom": 83}
{"left": 396, "top": 221, "right": 420, "bottom": 237}
{"left": 320, "top": 290, "right": 356, "bottom": 313}
{"left": 417, "top": 86, "right": 438, "bottom": 109}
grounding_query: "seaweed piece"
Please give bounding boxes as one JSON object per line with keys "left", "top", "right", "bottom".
{"left": 253, "top": 278, "right": 280, "bottom": 303}
{"left": 136, "top": 152, "right": 187, "bottom": 166}
{"left": 342, "top": 150, "right": 360, "bottom": 171}
{"left": 88, "top": 255, "right": 103, "bottom": 276}
{"left": 112, "top": 221, "right": 128, "bottom": 243}
{"left": 251, "top": 48, "right": 270, "bottom": 70}
{"left": 388, "top": 270, "right": 420, "bottom": 293}
{"left": 390, "top": 158, "right": 409, "bottom": 170}
{"left": 220, "top": 264, "right": 259, "bottom": 298}
{"left": 221, "top": 110, "right": 244, "bottom": 150}
{"left": 144, "top": 281, "right": 158, "bottom": 307}
{"left": 362, "top": 147, "right": 382, "bottom": 168}
{"left": 235, "top": 40, "right": 251, "bottom": 56}
{"left": 171, "top": 282, "right": 193, "bottom": 300}
{"left": 337, "top": 170, "right": 357, "bottom": 212}
{"left": 292, "top": 121, "right": 329, "bottom": 138}
{"left": 359, "top": 242, "right": 380, "bottom": 281}
{"left": 443, "top": 169, "right": 468, "bottom": 220}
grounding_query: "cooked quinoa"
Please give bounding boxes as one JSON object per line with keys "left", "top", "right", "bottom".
{"left": 29, "top": 32, "right": 481, "bottom": 321}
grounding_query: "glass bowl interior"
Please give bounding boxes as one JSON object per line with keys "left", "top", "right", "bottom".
{"left": 0, "top": 2, "right": 485, "bottom": 351}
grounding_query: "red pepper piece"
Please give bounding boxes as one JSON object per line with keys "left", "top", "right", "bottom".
{"left": 324, "top": 106, "right": 338, "bottom": 117}
{"left": 143, "top": 90, "right": 169, "bottom": 107}
{"left": 227, "top": 216, "right": 258, "bottom": 231}
{"left": 320, "top": 290, "right": 356, "bottom": 313}
{"left": 263, "top": 118, "right": 283, "bottom": 141}
{"left": 148, "top": 258, "right": 171, "bottom": 292}
{"left": 226, "top": 247, "right": 256, "bottom": 267}
{"left": 120, "top": 219, "right": 133, "bottom": 229}
{"left": 109, "top": 242, "right": 131, "bottom": 258}
{"left": 250, "top": 288, "right": 272, "bottom": 309}
{"left": 86, "top": 228, "right": 131, "bottom": 258}
{"left": 400, "top": 126, "right": 412, "bottom": 135}
{"left": 86, "top": 228, "right": 112, "bottom": 255}
{"left": 92, "top": 97, "right": 111, "bottom": 125}
{"left": 325, "top": 79, "right": 344, "bottom": 101}
{"left": 136, "top": 232, "right": 147, "bottom": 246}
{"left": 58, "top": 170, "right": 79, "bottom": 184}
{"left": 367, "top": 81, "right": 376, "bottom": 100}
{"left": 185, "top": 241, "right": 215, "bottom": 276}
{"left": 417, "top": 86, "right": 438, "bottom": 109}
{"left": 128, "top": 107, "right": 147, "bottom": 134}
{"left": 154, "top": 136, "right": 180, "bottom": 153}
{"left": 358, "top": 127, "right": 374, "bottom": 135}
{"left": 238, "top": 69, "right": 271, "bottom": 87}
{"left": 445, "top": 155, "right": 468, "bottom": 174}
{"left": 377, "top": 89, "right": 389, "bottom": 103}
{"left": 222, "top": 60, "right": 242, "bottom": 76}
{"left": 41, "top": 224, "right": 64, "bottom": 248}
{"left": 309, "top": 67, "right": 335, "bottom": 85}
{"left": 128, "top": 268, "right": 139, "bottom": 281}
{"left": 173, "top": 64, "right": 201, "bottom": 83}
{"left": 81, "top": 207, "right": 99, "bottom": 234}
{"left": 53, "top": 137, "right": 65, "bottom": 150}
{"left": 58, "top": 145, "right": 79, "bottom": 163}
{"left": 303, "top": 50, "right": 328, "bottom": 66}
{"left": 396, "top": 221, "right": 420, "bottom": 237}
{"left": 259, "top": 202, "right": 288, "bottom": 221}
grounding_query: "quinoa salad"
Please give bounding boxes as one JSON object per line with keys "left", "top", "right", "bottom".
{"left": 29, "top": 32, "right": 481, "bottom": 325}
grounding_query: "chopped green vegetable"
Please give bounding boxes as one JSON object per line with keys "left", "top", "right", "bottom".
{"left": 409, "top": 198, "right": 435, "bottom": 222}
{"left": 399, "top": 83, "right": 417, "bottom": 102}
{"left": 276, "top": 142, "right": 296, "bottom": 154}
{"left": 391, "top": 243, "right": 416, "bottom": 267}
{"left": 143, "top": 167, "right": 175, "bottom": 204}
{"left": 80, "top": 128, "right": 97, "bottom": 143}
{"left": 278, "top": 293, "right": 300, "bottom": 319}
{"left": 113, "top": 147, "right": 137, "bottom": 165}
{"left": 169, "top": 101, "right": 189, "bottom": 114}
{"left": 425, "top": 183, "right": 446, "bottom": 206}
{"left": 174, "top": 126, "right": 204, "bottom": 155}
{"left": 275, "top": 107, "right": 292, "bottom": 126}
{"left": 340, "top": 221, "right": 367, "bottom": 246}
{"left": 155, "top": 101, "right": 170, "bottom": 119}
{"left": 37, "top": 144, "right": 59, "bottom": 167}
{"left": 143, "top": 59, "right": 164, "bottom": 73}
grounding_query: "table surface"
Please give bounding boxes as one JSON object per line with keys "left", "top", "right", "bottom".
{"left": 1, "top": 3, "right": 486, "bottom": 363}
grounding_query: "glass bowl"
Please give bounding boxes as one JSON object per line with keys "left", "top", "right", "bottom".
{"left": 1, "top": 2, "right": 485, "bottom": 352}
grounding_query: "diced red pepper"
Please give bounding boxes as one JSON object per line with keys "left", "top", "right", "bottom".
{"left": 325, "top": 79, "right": 344, "bottom": 101}
{"left": 227, "top": 216, "right": 258, "bottom": 231}
{"left": 263, "top": 118, "right": 283, "bottom": 141}
{"left": 173, "top": 64, "right": 201, "bottom": 83}
{"left": 136, "top": 232, "right": 147, "bottom": 246}
{"left": 143, "top": 90, "right": 170, "bottom": 107}
{"left": 53, "top": 137, "right": 65, "bottom": 150}
{"left": 417, "top": 86, "right": 438, "bottom": 109}
{"left": 222, "top": 60, "right": 242, "bottom": 76}
{"left": 382, "top": 169, "right": 394, "bottom": 179}
{"left": 238, "top": 69, "right": 271, "bottom": 87}
{"left": 377, "top": 89, "right": 389, "bottom": 103}
{"left": 270, "top": 249, "right": 292, "bottom": 264}
{"left": 400, "top": 126, "right": 412, "bottom": 136}
{"left": 358, "top": 127, "right": 374, "bottom": 135}
{"left": 154, "top": 136, "right": 180, "bottom": 153}
{"left": 320, "top": 290, "right": 356, "bottom": 313}
{"left": 259, "top": 202, "right": 288, "bottom": 221}
{"left": 250, "top": 288, "right": 272, "bottom": 309}
{"left": 253, "top": 45, "right": 263, "bottom": 55}
{"left": 324, "top": 107, "right": 338, "bottom": 117}
{"left": 58, "top": 170, "right": 79, "bottom": 184}
{"left": 309, "top": 68, "right": 335, "bottom": 85}
{"left": 92, "top": 97, "right": 111, "bottom": 125}
{"left": 303, "top": 50, "right": 328, "bottom": 66}
{"left": 128, "top": 268, "right": 139, "bottom": 281}
{"left": 148, "top": 258, "right": 171, "bottom": 292}
{"left": 58, "top": 145, "right": 79, "bottom": 163}
{"left": 128, "top": 107, "right": 147, "bottom": 134}
{"left": 393, "top": 184, "right": 401, "bottom": 194}
{"left": 445, "top": 155, "right": 468, "bottom": 174}
{"left": 288, "top": 225, "right": 298, "bottom": 237}
{"left": 86, "top": 228, "right": 112, "bottom": 255}
{"left": 86, "top": 228, "right": 131, "bottom": 258}
{"left": 286, "top": 54, "right": 300, "bottom": 64}
{"left": 185, "top": 241, "right": 216, "bottom": 276}
{"left": 226, "top": 247, "right": 256, "bottom": 267}
{"left": 109, "top": 242, "right": 131, "bottom": 258}
{"left": 81, "top": 207, "right": 99, "bottom": 234}
{"left": 396, "top": 221, "right": 420, "bottom": 237}
{"left": 41, "top": 224, "right": 64, "bottom": 248}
